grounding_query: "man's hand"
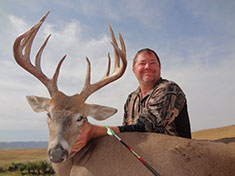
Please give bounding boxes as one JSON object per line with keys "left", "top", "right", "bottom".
{"left": 71, "top": 121, "right": 93, "bottom": 153}
{"left": 70, "top": 122, "right": 118, "bottom": 154}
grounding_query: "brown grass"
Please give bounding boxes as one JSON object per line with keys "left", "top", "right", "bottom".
{"left": 0, "top": 148, "right": 47, "bottom": 168}
{"left": 192, "top": 124, "right": 235, "bottom": 140}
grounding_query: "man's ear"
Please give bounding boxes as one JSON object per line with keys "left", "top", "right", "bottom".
{"left": 26, "top": 96, "right": 50, "bottom": 112}
{"left": 85, "top": 104, "right": 117, "bottom": 121}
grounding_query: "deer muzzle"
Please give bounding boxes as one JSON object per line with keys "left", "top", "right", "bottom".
{"left": 48, "top": 143, "right": 68, "bottom": 163}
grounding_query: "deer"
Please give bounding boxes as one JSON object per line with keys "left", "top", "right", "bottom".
{"left": 13, "top": 12, "right": 235, "bottom": 176}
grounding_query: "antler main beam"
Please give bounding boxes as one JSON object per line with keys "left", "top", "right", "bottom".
{"left": 80, "top": 24, "right": 127, "bottom": 101}
{"left": 13, "top": 11, "right": 66, "bottom": 97}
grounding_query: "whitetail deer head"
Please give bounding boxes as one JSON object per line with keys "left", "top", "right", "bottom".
{"left": 13, "top": 12, "right": 127, "bottom": 163}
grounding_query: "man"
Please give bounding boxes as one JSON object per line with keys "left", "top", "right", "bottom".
{"left": 72, "top": 48, "right": 191, "bottom": 153}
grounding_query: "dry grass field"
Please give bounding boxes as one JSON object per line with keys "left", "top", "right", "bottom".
{"left": 0, "top": 148, "right": 47, "bottom": 168}
{"left": 192, "top": 124, "right": 235, "bottom": 140}
{"left": 0, "top": 124, "right": 234, "bottom": 170}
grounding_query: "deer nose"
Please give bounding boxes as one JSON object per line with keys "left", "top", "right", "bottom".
{"left": 48, "top": 144, "right": 68, "bottom": 163}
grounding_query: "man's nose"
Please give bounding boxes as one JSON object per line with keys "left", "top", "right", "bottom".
{"left": 144, "top": 63, "right": 151, "bottom": 69}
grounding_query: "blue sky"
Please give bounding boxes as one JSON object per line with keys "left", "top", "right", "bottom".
{"left": 0, "top": 0, "right": 234, "bottom": 141}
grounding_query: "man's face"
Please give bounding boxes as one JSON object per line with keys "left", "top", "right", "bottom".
{"left": 133, "top": 52, "right": 161, "bottom": 85}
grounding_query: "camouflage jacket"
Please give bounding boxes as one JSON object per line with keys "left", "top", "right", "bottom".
{"left": 122, "top": 78, "right": 191, "bottom": 138}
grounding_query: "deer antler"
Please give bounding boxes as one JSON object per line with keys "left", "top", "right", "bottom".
{"left": 13, "top": 11, "right": 66, "bottom": 97}
{"left": 80, "top": 24, "right": 127, "bottom": 101}
{"left": 13, "top": 12, "right": 127, "bottom": 99}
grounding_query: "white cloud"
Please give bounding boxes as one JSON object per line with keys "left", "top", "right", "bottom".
{"left": 8, "top": 15, "right": 29, "bottom": 33}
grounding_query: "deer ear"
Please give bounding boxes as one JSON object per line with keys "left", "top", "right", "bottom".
{"left": 85, "top": 104, "right": 117, "bottom": 121}
{"left": 26, "top": 96, "right": 50, "bottom": 112}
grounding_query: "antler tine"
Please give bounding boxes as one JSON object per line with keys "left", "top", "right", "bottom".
{"left": 13, "top": 11, "right": 65, "bottom": 97}
{"left": 105, "top": 53, "right": 111, "bottom": 76}
{"left": 108, "top": 24, "right": 120, "bottom": 68}
{"left": 80, "top": 25, "right": 127, "bottom": 101}
{"left": 83, "top": 57, "right": 91, "bottom": 89}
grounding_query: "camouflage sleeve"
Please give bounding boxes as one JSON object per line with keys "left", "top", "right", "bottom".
{"left": 139, "top": 82, "right": 186, "bottom": 136}
{"left": 122, "top": 94, "right": 131, "bottom": 126}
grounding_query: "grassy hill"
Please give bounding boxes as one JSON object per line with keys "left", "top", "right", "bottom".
{"left": 192, "top": 124, "right": 235, "bottom": 140}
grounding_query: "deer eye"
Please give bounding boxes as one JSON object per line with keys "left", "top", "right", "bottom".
{"left": 47, "top": 113, "right": 51, "bottom": 118}
{"left": 77, "top": 116, "right": 83, "bottom": 122}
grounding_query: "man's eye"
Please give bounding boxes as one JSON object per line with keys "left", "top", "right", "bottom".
{"left": 77, "top": 116, "right": 83, "bottom": 122}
